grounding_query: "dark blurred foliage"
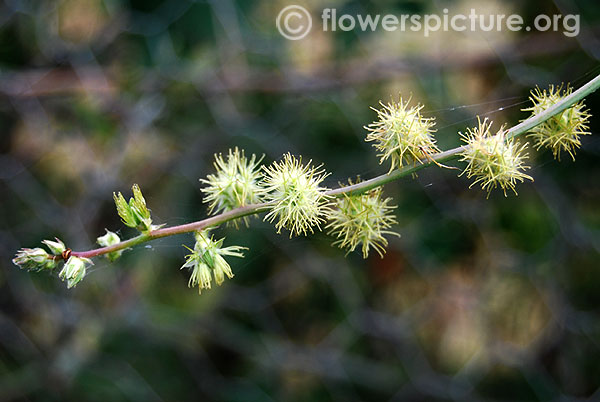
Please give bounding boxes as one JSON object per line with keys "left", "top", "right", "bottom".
{"left": 1, "top": 0, "right": 600, "bottom": 401}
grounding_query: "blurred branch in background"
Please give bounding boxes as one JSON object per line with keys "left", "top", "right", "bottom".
{"left": 0, "top": 29, "right": 595, "bottom": 97}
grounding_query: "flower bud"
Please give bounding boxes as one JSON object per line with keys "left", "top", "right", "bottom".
{"left": 113, "top": 184, "right": 153, "bottom": 232}
{"left": 97, "top": 230, "right": 122, "bottom": 261}
{"left": 13, "top": 248, "right": 57, "bottom": 271}
{"left": 130, "top": 184, "right": 152, "bottom": 229}
{"left": 42, "top": 238, "right": 66, "bottom": 255}
{"left": 59, "top": 256, "right": 93, "bottom": 289}
{"left": 114, "top": 191, "right": 134, "bottom": 224}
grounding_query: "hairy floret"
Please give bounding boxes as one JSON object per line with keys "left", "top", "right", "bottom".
{"left": 327, "top": 182, "right": 399, "bottom": 258}
{"left": 180, "top": 230, "right": 246, "bottom": 294}
{"left": 523, "top": 85, "right": 591, "bottom": 161}
{"left": 201, "top": 147, "right": 264, "bottom": 227}
{"left": 261, "top": 153, "right": 331, "bottom": 237}
{"left": 365, "top": 96, "right": 439, "bottom": 172}
{"left": 459, "top": 118, "right": 533, "bottom": 196}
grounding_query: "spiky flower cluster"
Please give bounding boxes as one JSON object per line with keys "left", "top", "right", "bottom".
{"left": 180, "top": 230, "right": 246, "bottom": 294}
{"left": 459, "top": 118, "right": 533, "bottom": 196}
{"left": 365, "top": 96, "right": 439, "bottom": 172}
{"left": 523, "top": 85, "right": 591, "bottom": 161}
{"left": 261, "top": 153, "right": 331, "bottom": 237}
{"left": 201, "top": 148, "right": 263, "bottom": 227}
{"left": 327, "top": 181, "right": 399, "bottom": 258}
{"left": 113, "top": 184, "right": 154, "bottom": 232}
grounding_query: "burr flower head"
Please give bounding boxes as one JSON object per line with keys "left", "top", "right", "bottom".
{"left": 59, "top": 256, "right": 93, "bottom": 289}
{"left": 13, "top": 247, "right": 57, "bottom": 271}
{"left": 523, "top": 85, "right": 591, "bottom": 161}
{"left": 180, "top": 230, "right": 246, "bottom": 294}
{"left": 200, "top": 147, "right": 264, "bottom": 227}
{"left": 97, "top": 229, "right": 122, "bottom": 262}
{"left": 261, "top": 153, "right": 331, "bottom": 237}
{"left": 365, "top": 96, "right": 439, "bottom": 172}
{"left": 327, "top": 181, "right": 399, "bottom": 258}
{"left": 113, "top": 184, "right": 153, "bottom": 232}
{"left": 459, "top": 118, "right": 533, "bottom": 197}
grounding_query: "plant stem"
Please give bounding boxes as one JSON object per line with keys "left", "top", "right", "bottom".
{"left": 72, "top": 204, "right": 271, "bottom": 259}
{"left": 71, "top": 73, "right": 600, "bottom": 259}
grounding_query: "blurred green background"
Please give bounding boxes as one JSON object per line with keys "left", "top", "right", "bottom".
{"left": 1, "top": 0, "right": 600, "bottom": 401}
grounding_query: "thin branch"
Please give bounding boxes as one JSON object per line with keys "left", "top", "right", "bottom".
{"left": 71, "top": 73, "right": 600, "bottom": 260}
